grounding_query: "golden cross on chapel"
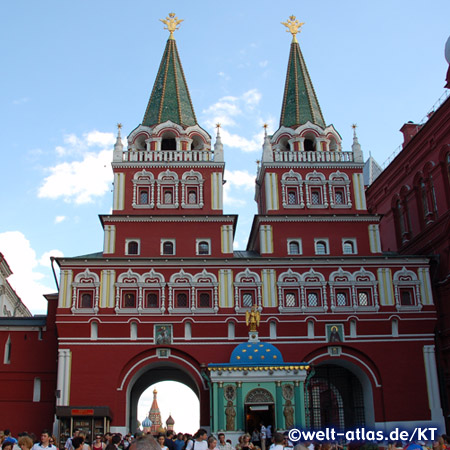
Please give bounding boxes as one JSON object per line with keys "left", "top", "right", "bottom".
{"left": 281, "top": 15, "right": 305, "bottom": 43}
{"left": 160, "top": 13, "right": 184, "bottom": 39}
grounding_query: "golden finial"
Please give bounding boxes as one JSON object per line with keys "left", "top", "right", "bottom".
{"left": 352, "top": 123, "right": 357, "bottom": 130}
{"left": 281, "top": 15, "right": 305, "bottom": 43}
{"left": 216, "top": 123, "right": 221, "bottom": 128}
{"left": 160, "top": 13, "right": 184, "bottom": 39}
{"left": 117, "top": 123, "right": 122, "bottom": 130}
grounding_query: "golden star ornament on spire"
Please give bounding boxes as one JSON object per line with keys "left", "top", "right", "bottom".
{"left": 281, "top": 15, "right": 305, "bottom": 42}
{"left": 160, "top": 13, "right": 183, "bottom": 39}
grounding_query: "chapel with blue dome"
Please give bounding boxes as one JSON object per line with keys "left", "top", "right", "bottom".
{"left": 208, "top": 323, "right": 310, "bottom": 436}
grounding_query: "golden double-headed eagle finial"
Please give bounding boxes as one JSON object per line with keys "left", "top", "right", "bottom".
{"left": 281, "top": 15, "right": 305, "bottom": 42}
{"left": 160, "top": 12, "right": 184, "bottom": 39}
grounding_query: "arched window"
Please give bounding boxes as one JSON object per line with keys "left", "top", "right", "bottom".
{"left": 164, "top": 189, "right": 173, "bottom": 204}
{"left": 228, "top": 321, "right": 235, "bottom": 340}
{"left": 285, "top": 292, "right": 297, "bottom": 307}
{"left": 304, "top": 138, "right": 315, "bottom": 151}
{"left": 242, "top": 292, "right": 254, "bottom": 307}
{"left": 270, "top": 321, "right": 277, "bottom": 339}
{"left": 4, "top": 335, "right": 11, "bottom": 364}
{"left": 81, "top": 293, "right": 93, "bottom": 308}
{"left": 188, "top": 190, "right": 197, "bottom": 204}
{"left": 130, "top": 322, "right": 138, "bottom": 340}
{"left": 315, "top": 240, "right": 328, "bottom": 255}
{"left": 307, "top": 292, "right": 318, "bottom": 307}
{"left": 288, "top": 190, "right": 297, "bottom": 205}
{"left": 342, "top": 240, "right": 354, "bottom": 254}
{"left": 127, "top": 241, "right": 139, "bottom": 255}
{"left": 162, "top": 241, "right": 174, "bottom": 255}
{"left": 90, "top": 322, "right": 98, "bottom": 340}
{"left": 139, "top": 189, "right": 149, "bottom": 204}
{"left": 335, "top": 189, "right": 344, "bottom": 204}
{"left": 288, "top": 241, "right": 301, "bottom": 255}
{"left": 358, "top": 292, "right": 368, "bottom": 306}
{"left": 311, "top": 190, "right": 321, "bottom": 204}
{"left": 336, "top": 291, "right": 348, "bottom": 306}
{"left": 185, "top": 321, "right": 192, "bottom": 340}
{"left": 161, "top": 132, "right": 177, "bottom": 150}
{"left": 307, "top": 320, "right": 314, "bottom": 338}
{"left": 198, "top": 241, "right": 210, "bottom": 255}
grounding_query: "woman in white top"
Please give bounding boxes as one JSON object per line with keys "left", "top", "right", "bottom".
{"left": 158, "top": 435, "right": 168, "bottom": 450}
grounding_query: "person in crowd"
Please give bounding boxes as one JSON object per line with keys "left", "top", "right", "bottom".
{"left": 31, "top": 431, "right": 57, "bottom": 450}
{"left": 236, "top": 435, "right": 254, "bottom": 450}
{"left": 157, "top": 436, "right": 168, "bottom": 450}
{"left": 251, "top": 431, "right": 260, "bottom": 449}
{"left": 207, "top": 438, "right": 218, "bottom": 450}
{"left": 71, "top": 439, "right": 84, "bottom": 450}
{"left": 269, "top": 434, "right": 283, "bottom": 450}
{"left": 259, "top": 426, "right": 266, "bottom": 450}
{"left": 65, "top": 430, "right": 80, "bottom": 450}
{"left": 3, "top": 432, "right": 17, "bottom": 446}
{"left": 104, "top": 436, "right": 113, "bottom": 448}
{"left": 18, "top": 436, "right": 33, "bottom": 450}
{"left": 217, "top": 435, "right": 232, "bottom": 450}
{"left": 185, "top": 431, "right": 207, "bottom": 450}
{"left": 128, "top": 435, "right": 159, "bottom": 450}
{"left": 173, "top": 434, "right": 184, "bottom": 450}
{"left": 93, "top": 436, "right": 105, "bottom": 450}
{"left": 164, "top": 433, "right": 174, "bottom": 450}
{"left": 265, "top": 428, "right": 272, "bottom": 450}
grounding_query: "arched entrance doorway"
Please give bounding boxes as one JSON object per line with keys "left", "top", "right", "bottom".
{"left": 129, "top": 361, "right": 201, "bottom": 433}
{"left": 306, "top": 364, "right": 365, "bottom": 430}
{"left": 244, "top": 388, "right": 275, "bottom": 433}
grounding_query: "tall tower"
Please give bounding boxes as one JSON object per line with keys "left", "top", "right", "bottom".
{"left": 149, "top": 389, "right": 162, "bottom": 434}
{"left": 250, "top": 16, "right": 382, "bottom": 260}
{"left": 102, "top": 13, "right": 236, "bottom": 313}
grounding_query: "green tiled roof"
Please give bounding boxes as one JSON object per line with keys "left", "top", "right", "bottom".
{"left": 142, "top": 38, "right": 197, "bottom": 128}
{"left": 280, "top": 40, "right": 326, "bottom": 129}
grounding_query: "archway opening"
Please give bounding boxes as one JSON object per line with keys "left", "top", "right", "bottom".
{"left": 306, "top": 364, "right": 365, "bottom": 430}
{"left": 129, "top": 363, "right": 200, "bottom": 434}
{"left": 138, "top": 381, "right": 200, "bottom": 434}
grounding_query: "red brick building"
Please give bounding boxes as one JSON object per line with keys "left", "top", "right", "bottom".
{"left": 0, "top": 16, "right": 446, "bottom": 437}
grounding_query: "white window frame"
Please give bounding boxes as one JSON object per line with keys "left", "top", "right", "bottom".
{"left": 196, "top": 238, "right": 211, "bottom": 256}
{"left": 125, "top": 238, "right": 141, "bottom": 256}
{"left": 287, "top": 239, "right": 302, "bottom": 255}
{"left": 314, "top": 238, "right": 329, "bottom": 255}
{"left": 161, "top": 239, "right": 176, "bottom": 256}
{"left": 342, "top": 238, "right": 357, "bottom": 255}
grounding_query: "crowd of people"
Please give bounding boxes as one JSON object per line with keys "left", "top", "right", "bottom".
{"left": 1, "top": 428, "right": 450, "bottom": 450}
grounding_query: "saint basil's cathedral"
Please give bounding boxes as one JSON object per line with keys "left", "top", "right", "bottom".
{"left": 1, "top": 14, "right": 450, "bottom": 439}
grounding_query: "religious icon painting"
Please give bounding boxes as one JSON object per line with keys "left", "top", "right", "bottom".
{"left": 326, "top": 324, "right": 344, "bottom": 342}
{"left": 154, "top": 324, "right": 173, "bottom": 345}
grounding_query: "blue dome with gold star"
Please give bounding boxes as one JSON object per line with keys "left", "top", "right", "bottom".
{"left": 142, "top": 416, "right": 152, "bottom": 428}
{"left": 230, "top": 341, "right": 284, "bottom": 365}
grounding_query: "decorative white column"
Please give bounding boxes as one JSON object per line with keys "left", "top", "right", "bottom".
{"left": 423, "top": 345, "right": 445, "bottom": 429}
{"left": 56, "top": 349, "right": 71, "bottom": 406}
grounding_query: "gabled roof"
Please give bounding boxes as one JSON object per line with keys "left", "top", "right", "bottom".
{"left": 280, "top": 39, "right": 326, "bottom": 129}
{"left": 142, "top": 37, "right": 197, "bottom": 128}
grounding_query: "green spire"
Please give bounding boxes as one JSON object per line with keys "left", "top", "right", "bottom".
{"left": 142, "top": 37, "right": 197, "bottom": 128}
{"left": 279, "top": 38, "right": 326, "bottom": 129}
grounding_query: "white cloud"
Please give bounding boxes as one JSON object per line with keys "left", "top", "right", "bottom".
{"left": 55, "top": 216, "right": 66, "bottom": 224}
{"left": 220, "top": 128, "right": 261, "bottom": 153}
{"left": 38, "top": 130, "right": 115, "bottom": 204}
{"left": 225, "top": 169, "right": 255, "bottom": 190}
{"left": 39, "top": 249, "right": 64, "bottom": 268}
{"left": 243, "top": 89, "right": 262, "bottom": 108}
{"left": 259, "top": 60, "right": 269, "bottom": 68}
{"left": 0, "top": 231, "right": 55, "bottom": 313}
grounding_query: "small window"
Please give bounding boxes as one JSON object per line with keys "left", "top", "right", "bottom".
{"left": 400, "top": 289, "right": 413, "bottom": 306}
{"left": 304, "top": 138, "right": 315, "bottom": 151}
{"left": 80, "top": 293, "right": 93, "bottom": 308}
{"left": 311, "top": 189, "right": 321, "bottom": 205}
{"left": 199, "top": 293, "right": 211, "bottom": 308}
{"left": 242, "top": 292, "right": 253, "bottom": 307}
{"left": 162, "top": 241, "right": 175, "bottom": 255}
{"left": 146, "top": 293, "right": 158, "bottom": 308}
{"left": 358, "top": 292, "right": 369, "bottom": 306}
{"left": 198, "top": 241, "right": 210, "bottom": 255}
{"left": 336, "top": 291, "right": 348, "bottom": 307}
{"left": 288, "top": 240, "right": 301, "bottom": 255}
{"left": 343, "top": 240, "right": 354, "bottom": 254}
{"left": 164, "top": 189, "right": 173, "bottom": 204}
{"left": 288, "top": 190, "right": 297, "bottom": 205}
{"left": 307, "top": 292, "right": 318, "bottom": 307}
{"left": 4, "top": 335, "right": 11, "bottom": 364}
{"left": 33, "top": 377, "right": 41, "bottom": 402}
{"left": 124, "top": 292, "right": 136, "bottom": 308}
{"left": 162, "top": 137, "right": 176, "bottom": 150}
{"left": 315, "top": 240, "right": 328, "bottom": 255}
{"left": 285, "top": 292, "right": 297, "bottom": 307}
{"left": 335, "top": 189, "right": 344, "bottom": 205}
{"left": 177, "top": 293, "right": 188, "bottom": 307}
{"left": 127, "top": 241, "right": 139, "bottom": 255}
{"left": 139, "top": 189, "right": 149, "bottom": 204}
{"left": 188, "top": 190, "right": 197, "bottom": 204}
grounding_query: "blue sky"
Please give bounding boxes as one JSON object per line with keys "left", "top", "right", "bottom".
{"left": 1, "top": 0, "right": 449, "bottom": 315}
